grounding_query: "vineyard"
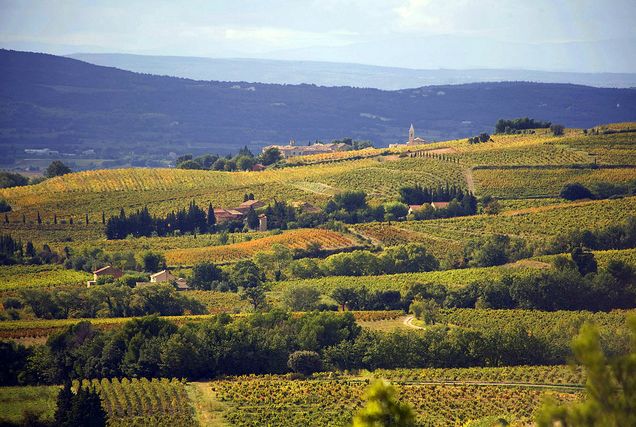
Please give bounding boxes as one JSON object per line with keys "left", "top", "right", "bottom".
{"left": 73, "top": 378, "right": 196, "bottom": 427}
{"left": 0, "top": 156, "right": 466, "bottom": 222}
{"left": 210, "top": 372, "right": 582, "bottom": 426}
{"left": 272, "top": 262, "right": 539, "bottom": 295}
{"left": 165, "top": 228, "right": 359, "bottom": 265}
{"left": 371, "top": 365, "right": 585, "bottom": 386}
{"left": 391, "top": 196, "right": 636, "bottom": 246}
{"left": 473, "top": 166, "right": 636, "bottom": 198}
{"left": 0, "top": 264, "right": 90, "bottom": 292}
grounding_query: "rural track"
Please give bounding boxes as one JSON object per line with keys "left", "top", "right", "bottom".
{"left": 463, "top": 167, "right": 476, "bottom": 194}
{"left": 403, "top": 315, "right": 425, "bottom": 329}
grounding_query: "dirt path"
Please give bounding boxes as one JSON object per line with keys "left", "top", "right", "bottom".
{"left": 403, "top": 315, "right": 425, "bottom": 330}
{"left": 187, "top": 382, "right": 229, "bottom": 427}
{"left": 463, "top": 167, "right": 476, "bottom": 194}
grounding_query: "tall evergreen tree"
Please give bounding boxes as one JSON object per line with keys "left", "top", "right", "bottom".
{"left": 207, "top": 203, "right": 216, "bottom": 230}
{"left": 37, "top": 211, "right": 41, "bottom": 225}
{"left": 246, "top": 207, "right": 259, "bottom": 230}
{"left": 25, "top": 241, "right": 36, "bottom": 257}
{"left": 54, "top": 381, "right": 73, "bottom": 427}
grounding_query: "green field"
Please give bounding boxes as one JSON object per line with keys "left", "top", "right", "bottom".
{"left": 0, "top": 385, "right": 60, "bottom": 424}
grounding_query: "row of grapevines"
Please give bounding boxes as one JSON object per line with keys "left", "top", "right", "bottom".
{"left": 74, "top": 378, "right": 195, "bottom": 427}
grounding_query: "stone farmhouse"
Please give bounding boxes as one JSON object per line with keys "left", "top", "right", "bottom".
{"left": 87, "top": 265, "right": 123, "bottom": 287}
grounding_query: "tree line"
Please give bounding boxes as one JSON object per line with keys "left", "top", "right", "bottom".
{"left": 1, "top": 309, "right": 631, "bottom": 387}
{"left": 105, "top": 202, "right": 214, "bottom": 239}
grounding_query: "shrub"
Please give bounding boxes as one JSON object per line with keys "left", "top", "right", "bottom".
{"left": 287, "top": 350, "right": 322, "bottom": 376}
{"left": 560, "top": 183, "right": 593, "bottom": 201}
{"left": 550, "top": 124, "right": 565, "bottom": 136}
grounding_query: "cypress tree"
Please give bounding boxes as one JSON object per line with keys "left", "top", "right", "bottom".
{"left": 207, "top": 203, "right": 216, "bottom": 231}
{"left": 54, "top": 213, "right": 57, "bottom": 224}
{"left": 22, "top": 213, "right": 25, "bottom": 224}
{"left": 25, "top": 241, "right": 36, "bottom": 257}
{"left": 246, "top": 207, "right": 259, "bottom": 230}
{"left": 85, "top": 213, "right": 89, "bottom": 225}
{"left": 101, "top": 211, "right": 105, "bottom": 225}
{"left": 4, "top": 214, "right": 8, "bottom": 224}
{"left": 69, "top": 217, "right": 73, "bottom": 225}
{"left": 37, "top": 211, "right": 41, "bottom": 225}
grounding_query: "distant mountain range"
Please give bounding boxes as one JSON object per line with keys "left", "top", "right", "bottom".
{"left": 1, "top": 49, "right": 635, "bottom": 166}
{"left": 68, "top": 53, "right": 636, "bottom": 90}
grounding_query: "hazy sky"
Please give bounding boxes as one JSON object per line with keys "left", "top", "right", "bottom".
{"left": 1, "top": 0, "right": 635, "bottom": 70}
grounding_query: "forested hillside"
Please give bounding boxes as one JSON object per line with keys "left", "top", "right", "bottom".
{"left": 1, "top": 49, "right": 635, "bottom": 166}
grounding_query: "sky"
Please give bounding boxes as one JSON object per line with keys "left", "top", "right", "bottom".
{"left": 1, "top": 0, "right": 635, "bottom": 71}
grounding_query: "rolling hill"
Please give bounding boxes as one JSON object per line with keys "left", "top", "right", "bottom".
{"left": 68, "top": 53, "right": 636, "bottom": 90}
{"left": 1, "top": 49, "right": 635, "bottom": 169}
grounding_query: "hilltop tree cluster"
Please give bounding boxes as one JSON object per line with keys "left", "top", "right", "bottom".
{"left": 467, "top": 133, "right": 491, "bottom": 144}
{"left": 495, "top": 117, "right": 551, "bottom": 134}
{"left": 176, "top": 145, "right": 281, "bottom": 171}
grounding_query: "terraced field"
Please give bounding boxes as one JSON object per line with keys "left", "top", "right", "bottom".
{"left": 165, "top": 228, "right": 359, "bottom": 265}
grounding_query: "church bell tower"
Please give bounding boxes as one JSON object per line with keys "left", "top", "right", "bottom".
{"left": 408, "top": 124, "right": 415, "bottom": 145}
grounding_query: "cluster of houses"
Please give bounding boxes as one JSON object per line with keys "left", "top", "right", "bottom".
{"left": 262, "top": 139, "right": 349, "bottom": 158}
{"left": 214, "top": 199, "right": 268, "bottom": 230}
{"left": 88, "top": 266, "right": 190, "bottom": 290}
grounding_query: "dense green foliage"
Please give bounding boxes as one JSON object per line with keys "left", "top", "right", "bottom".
{"left": 495, "top": 117, "right": 551, "bottom": 134}
{"left": 18, "top": 283, "right": 206, "bottom": 319}
{"left": 537, "top": 318, "right": 636, "bottom": 427}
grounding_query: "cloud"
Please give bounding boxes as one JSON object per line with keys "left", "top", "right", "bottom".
{"left": 394, "top": 0, "right": 443, "bottom": 30}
